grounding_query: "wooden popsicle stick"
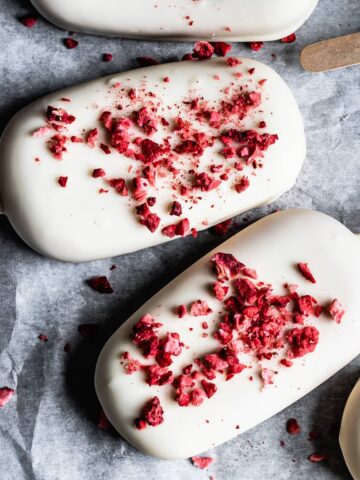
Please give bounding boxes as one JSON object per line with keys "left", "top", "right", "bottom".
{"left": 300, "top": 32, "right": 360, "bottom": 72}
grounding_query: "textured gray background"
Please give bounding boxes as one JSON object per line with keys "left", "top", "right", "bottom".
{"left": 0, "top": 0, "right": 360, "bottom": 479}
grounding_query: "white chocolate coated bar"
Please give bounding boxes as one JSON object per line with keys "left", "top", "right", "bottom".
{"left": 95, "top": 209, "right": 360, "bottom": 459}
{"left": 31, "top": 0, "right": 319, "bottom": 41}
{"left": 0, "top": 58, "right": 305, "bottom": 262}
{"left": 340, "top": 380, "right": 360, "bottom": 480}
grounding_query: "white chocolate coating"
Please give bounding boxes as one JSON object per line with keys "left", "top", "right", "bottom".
{"left": 95, "top": 209, "right": 360, "bottom": 459}
{"left": 31, "top": 0, "right": 319, "bottom": 41}
{"left": 0, "top": 58, "right": 305, "bottom": 262}
{"left": 340, "top": 380, "right": 360, "bottom": 480}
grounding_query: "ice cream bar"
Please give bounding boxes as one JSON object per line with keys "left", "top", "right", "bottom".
{"left": 0, "top": 58, "right": 305, "bottom": 262}
{"left": 95, "top": 209, "right": 360, "bottom": 459}
{"left": 340, "top": 380, "right": 360, "bottom": 480}
{"left": 31, "top": 0, "right": 319, "bottom": 41}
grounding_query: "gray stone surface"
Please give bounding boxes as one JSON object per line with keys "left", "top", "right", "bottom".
{"left": 0, "top": 0, "right": 359, "bottom": 479}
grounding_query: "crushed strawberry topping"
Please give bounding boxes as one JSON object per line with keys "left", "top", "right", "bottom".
{"left": 281, "top": 33, "right": 296, "bottom": 44}
{"left": 328, "top": 299, "right": 345, "bottom": 324}
{"left": 287, "top": 418, "right": 301, "bottom": 435}
{"left": 191, "top": 456, "right": 214, "bottom": 469}
{"left": 86, "top": 276, "right": 113, "bottom": 293}
{"left": 0, "top": 387, "right": 15, "bottom": 407}
{"left": 35, "top": 55, "right": 279, "bottom": 237}
{"left": 298, "top": 263, "right": 316, "bottom": 283}
{"left": 136, "top": 396, "right": 164, "bottom": 428}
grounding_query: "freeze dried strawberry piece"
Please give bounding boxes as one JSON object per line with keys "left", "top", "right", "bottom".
{"left": 204, "top": 353, "right": 228, "bottom": 372}
{"left": 58, "top": 176, "right": 68, "bottom": 188}
{"left": 287, "top": 418, "right": 301, "bottom": 435}
{"left": 71, "top": 136, "right": 83, "bottom": 143}
{"left": 134, "top": 418, "right": 147, "bottom": 430}
{"left": 235, "top": 176, "right": 250, "bottom": 193}
{"left": 213, "top": 281, "right": 229, "bottom": 301}
{"left": 33, "top": 126, "right": 52, "bottom": 138}
{"left": 103, "top": 53, "right": 113, "bottom": 62}
{"left": 162, "top": 332, "right": 182, "bottom": 356}
{"left": 281, "top": 33, "right": 296, "bottom": 44}
{"left": 0, "top": 387, "right": 15, "bottom": 407}
{"left": 140, "top": 212, "right": 161, "bottom": 233}
{"left": 124, "top": 358, "right": 141, "bottom": 375}
{"left": 212, "top": 219, "right": 232, "bottom": 236}
{"left": 146, "top": 365, "right": 174, "bottom": 386}
{"left": 173, "top": 374, "right": 195, "bottom": 391}
{"left": 296, "top": 295, "right": 317, "bottom": 316}
{"left": 86, "top": 128, "right": 98, "bottom": 148}
{"left": 211, "top": 41, "right": 232, "bottom": 57}
{"left": 190, "top": 388, "right": 206, "bottom": 406}
{"left": 190, "top": 300, "right": 212, "bottom": 316}
{"left": 87, "top": 276, "right": 114, "bottom": 293}
{"left": 328, "top": 299, "right": 345, "bottom": 324}
{"left": 176, "top": 304, "right": 187, "bottom": 318}
{"left": 261, "top": 368, "right": 275, "bottom": 387}
{"left": 100, "top": 111, "right": 113, "bottom": 131}
{"left": 137, "top": 57, "right": 160, "bottom": 67}
{"left": 191, "top": 456, "right": 214, "bottom": 469}
{"left": 249, "top": 42, "right": 264, "bottom": 51}
{"left": 286, "top": 326, "right": 319, "bottom": 358}
{"left": 280, "top": 358, "right": 293, "bottom": 367}
{"left": 38, "top": 333, "right": 48, "bottom": 342}
{"left": 133, "top": 177, "right": 149, "bottom": 202}
{"left": 132, "top": 314, "right": 162, "bottom": 357}
{"left": 162, "top": 225, "right": 177, "bottom": 238}
{"left": 193, "top": 41, "right": 214, "bottom": 60}
{"left": 211, "top": 252, "right": 245, "bottom": 281}
{"left": 140, "top": 139, "right": 163, "bottom": 163}
{"left": 92, "top": 168, "right": 106, "bottom": 178}
{"left": 19, "top": 15, "right": 37, "bottom": 27}
{"left": 194, "top": 172, "right": 221, "bottom": 192}
{"left": 226, "top": 57, "right": 242, "bottom": 67}
{"left": 49, "top": 134, "right": 68, "bottom": 160}
{"left": 298, "top": 263, "right": 316, "bottom": 283}
{"left": 142, "top": 396, "right": 164, "bottom": 426}
{"left": 134, "top": 108, "right": 158, "bottom": 135}
{"left": 64, "top": 37, "right": 78, "bottom": 49}
{"left": 176, "top": 392, "right": 191, "bottom": 407}
{"left": 109, "top": 178, "right": 128, "bottom": 196}
{"left": 175, "top": 218, "right": 190, "bottom": 237}
{"left": 201, "top": 380, "right": 217, "bottom": 398}
{"left": 235, "top": 278, "right": 258, "bottom": 304}
{"left": 170, "top": 201, "right": 182, "bottom": 216}
{"left": 174, "top": 140, "right": 204, "bottom": 157}
{"left": 78, "top": 324, "right": 98, "bottom": 338}
{"left": 308, "top": 453, "right": 327, "bottom": 463}
{"left": 47, "top": 106, "right": 76, "bottom": 124}
{"left": 242, "top": 267, "right": 257, "bottom": 279}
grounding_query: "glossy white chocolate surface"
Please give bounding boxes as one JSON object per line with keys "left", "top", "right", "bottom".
{"left": 95, "top": 209, "right": 360, "bottom": 459}
{"left": 31, "top": 0, "right": 319, "bottom": 41}
{"left": 0, "top": 58, "right": 305, "bottom": 262}
{"left": 340, "top": 380, "right": 360, "bottom": 480}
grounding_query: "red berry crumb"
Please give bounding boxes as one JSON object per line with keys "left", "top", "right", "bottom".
{"left": 19, "top": 15, "right": 37, "bottom": 28}
{"left": 281, "top": 33, "right": 296, "bottom": 44}
{"left": 58, "top": 176, "right": 68, "bottom": 188}
{"left": 103, "top": 53, "right": 113, "bottom": 62}
{"left": 308, "top": 453, "right": 327, "bottom": 463}
{"left": 298, "top": 263, "right": 316, "bottom": 283}
{"left": 191, "top": 456, "right": 214, "bottom": 469}
{"left": 249, "top": 42, "right": 264, "bottom": 51}
{"left": 64, "top": 38, "right": 79, "bottom": 49}
{"left": 287, "top": 418, "right": 301, "bottom": 435}
{"left": 86, "top": 276, "right": 114, "bottom": 294}
{"left": 0, "top": 387, "right": 15, "bottom": 407}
